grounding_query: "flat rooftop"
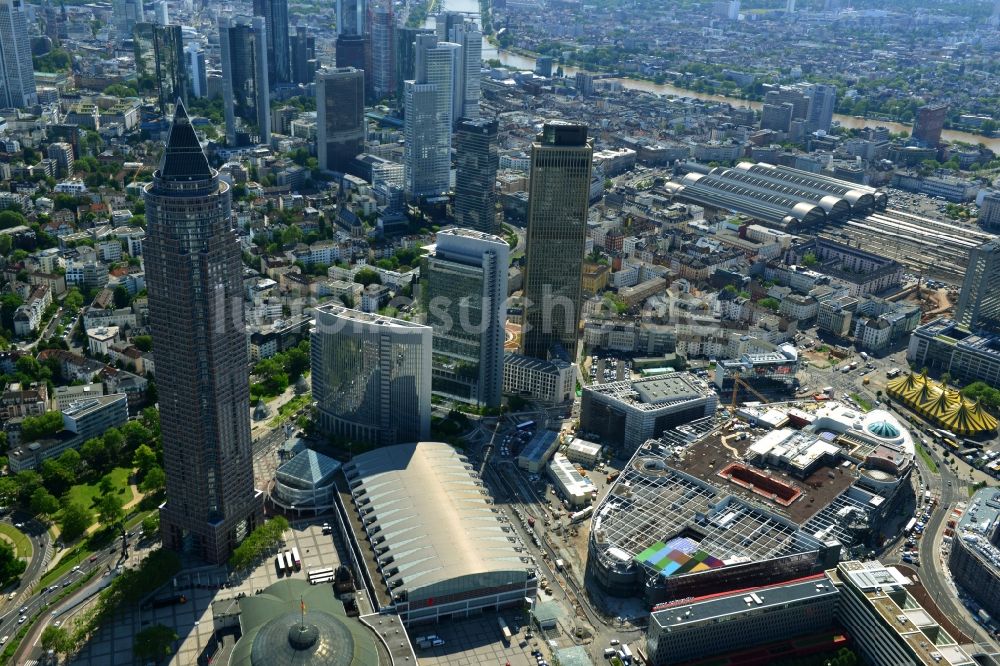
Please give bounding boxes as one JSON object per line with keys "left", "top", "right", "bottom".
{"left": 586, "top": 373, "right": 711, "bottom": 412}
{"left": 651, "top": 572, "right": 837, "bottom": 630}
{"left": 672, "top": 430, "right": 855, "bottom": 526}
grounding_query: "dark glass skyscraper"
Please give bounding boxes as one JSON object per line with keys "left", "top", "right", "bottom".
{"left": 520, "top": 122, "right": 593, "bottom": 360}
{"left": 316, "top": 67, "right": 366, "bottom": 173}
{"left": 290, "top": 27, "right": 316, "bottom": 85}
{"left": 454, "top": 117, "right": 499, "bottom": 235}
{"left": 252, "top": 0, "right": 290, "bottom": 85}
{"left": 219, "top": 15, "right": 271, "bottom": 146}
{"left": 956, "top": 240, "right": 1000, "bottom": 333}
{"left": 144, "top": 103, "right": 261, "bottom": 564}
{"left": 133, "top": 23, "right": 187, "bottom": 116}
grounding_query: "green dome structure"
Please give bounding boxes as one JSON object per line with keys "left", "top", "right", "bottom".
{"left": 229, "top": 578, "right": 380, "bottom": 666}
{"left": 866, "top": 420, "right": 900, "bottom": 439}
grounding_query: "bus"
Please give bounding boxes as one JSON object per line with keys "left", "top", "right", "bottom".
{"left": 904, "top": 517, "right": 917, "bottom": 535}
{"left": 516, "top": 420, "right": 535, "bottom": 431}
{"left": 308, "top": 567, "right": 336, "bottom": 585}
{"left": 497, "top": 616, "right": 512, "bottom": 642}
{"left": 291, "top": 547, "right": 302, "bottom": 571}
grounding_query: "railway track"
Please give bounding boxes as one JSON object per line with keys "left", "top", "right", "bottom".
{"left": 816, "top": 208, "right": 995, "bottom": 284}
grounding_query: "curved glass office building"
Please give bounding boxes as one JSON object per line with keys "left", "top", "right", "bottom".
{"left": 311, "top": 305, "right": 431, "bottom": 446}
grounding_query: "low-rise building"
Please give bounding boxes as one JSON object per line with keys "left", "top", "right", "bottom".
{"left": 87, "top": 326, "right": 120, "bottom": 356}
{"left": 564, "top": 438, "right": 602, "bottom": 467}
{"left": 547, "top": 453, "right": 596, "bottom": 507}
{"left": 517, "top": 429, "right": 560, "bottom": 473}
{"left": 0, "top": 382, "right": 48, "bottom": 421}
{"left": 503, "top": 353, "right": 575, "bottom": 404}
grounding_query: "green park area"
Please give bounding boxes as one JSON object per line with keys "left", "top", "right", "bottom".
{"left": 0, "top": 523, "right": 31, "bottom": 559}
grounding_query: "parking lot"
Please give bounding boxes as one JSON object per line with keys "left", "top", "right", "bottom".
{"left": 410, "top": 614, "right": 541, "bottom": 666}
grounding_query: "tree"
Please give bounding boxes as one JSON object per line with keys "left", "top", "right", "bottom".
{"left": 0, "top": 210, "right": 26, "bottom": 230}
{"left": 63, "top": 287, "right": 84, "bottom": 312}
{"left": 97, "top": 473, "right": 115, "bottom": 497}
{"left": 801, "top": 251, "right": 818, "bottom": 267}
{"left": 758, "top": 297, "right": 781, "bottom": 312}
{"left": 60, "top": 501, "right": 93, "bottom": 542}
{"left": 0, "top": 542, "right": 24, "bottom": 587}
{"left": 81, "top": 437, "right": 110, "bottom": 472}
{"left": 97, "top": 493, "right": 124, "bottom": 527}
{"left": 133, "top": 624, "right": 179, "bottom": 662}
{"left": 133, "top": 444, "right": 157, "bottom": 478}
{"left": 40, "top": 625, "right": 73, "bottom": 656}
{"left": 354, "top": 268, "right": 381, "bottom": 287}
{"left": 29, "top": 487, "right": 59, "bottom": 518}
{"left": 112, "top": 285, "right": 130, "bottom": 309}
{"left": 39, "top": 459, "right": 74, "bottom": 497}
{"left": 132, "top": 335, "right": 153, "bottom": 352}
{"left": 20, "top": 411, "right": 64, "bottom": 442}
{"left": 139, "top": 466, "right": 165, "bottom": 493}
{"left": 0, "top": 478, "right": 18, "bottom": 506}
{"left": 14, "top": 470, "right": 42, "bottom": 506}
{"left": 141, "top": 512, "right": 160, "bottom": 538}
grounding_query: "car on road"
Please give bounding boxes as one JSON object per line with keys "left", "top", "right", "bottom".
{"left": 19, "top": 606, "right": 26, "bottom": 614}
{"left": 6, "top": 592, "right": 14, "bottom": 600}
{"left": 17, "top": 616, "right": 25, "bottom": 624}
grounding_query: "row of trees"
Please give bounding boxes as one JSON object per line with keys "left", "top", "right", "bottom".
{"left": 229, "top": 517, "right": 290, "bottom": 571}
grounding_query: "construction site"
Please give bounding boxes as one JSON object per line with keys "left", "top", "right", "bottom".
{"left": 585, "top": 400, "right": 917, "bottom": 606}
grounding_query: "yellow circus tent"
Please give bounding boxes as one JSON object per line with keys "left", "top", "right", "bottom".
{"left": 886, "top": 373, "right": 998, "bottom": 436}
{"left": 940, "top": 399, "right": 999, "bottom": 436}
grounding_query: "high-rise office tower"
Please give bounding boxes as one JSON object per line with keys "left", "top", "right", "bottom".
{"left": 219, "top": 16, "right": 271, "bottom": 146}
{"left": 435, "top": 10, "right": 464, "bottom": 43}
{"left": 253, "top": 0, "right": 290, "bottom": 86}
{"left": 144, "top": 103, "right": 261, "bottom": 564}
{"left": 404, "top": 34, "right": 458, "bottom": 199}
{"left": 446, "top": 19, "right": 481, "bottom": 123}
{"left": 290, "top": 27, "right": 316, "bottom": 85}
{"left": 520, "top": 122, "right": 593, "bottom": 360}
{"left": 805, "top": 84, "right": 836, "bottom": 133}
{"left": 763, "top": 86, "right": 809, "bottom": 120}
{"left": 185, "top": 44, "right": 207, "bottom": 98}
{"left": 0, "top": 0, "right": 36, "bottom": 108}
{"left": 113, "top": 0, "right": 143, "bottom": 39}
{"left": 368, "top": 0, "right": 394, "bottom": 100}
{"left": 151, "top": 0, "right": 168, "bottom": 24}
{"left": 395, "top": 27, "right": 432, "bottom": 103}
{"left": 311, "top": 305, "right": 431, "bottom": 446}
{"left": 454, "top": 117, "right": 499, "bottom": 234}
{"left": 786, "top": 0, "right": 795, "bottom": 11}
{"left": 335, "top": 34, "right": 368, "bottom": 72}
{"left": 956, "top": 240, "right": 1000, "bottom": 332}
{"left": 337, "top": 0, "right": 366, "bottom": 36}
{"left": 913, "top": 103, "right": 948, "bottom": 148}
{"left": 760, "top": 102, "right": 794, "bottom": 133}
{"left": 134, "top": 23, "right": 188, "bottom": 116}
{"left": 316, "top": 67, "right": 366, "bottom": 174}
{"left": 423, "top": 228, "right": 508, "bottom": 408}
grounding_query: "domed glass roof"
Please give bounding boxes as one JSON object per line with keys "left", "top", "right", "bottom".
{"left": 250, "top": 611, "right": 355, "bottom": 666}
{"left": 867, "top": 420, "right": 900, "bottom": 439}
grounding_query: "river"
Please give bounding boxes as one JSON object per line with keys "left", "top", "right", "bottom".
{"left": 428, "top": 0, "right": 1000, "bottom": 152}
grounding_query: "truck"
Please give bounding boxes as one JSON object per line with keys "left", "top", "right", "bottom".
{"left": 620, "top": 644, "right": 634, "bottom": 663}
{"left": 570, "top": 506, "right": 593, "bottom": 523}
{"left": 823, "top": 386, "right": 835, "bottom": 397}
{"left": 606, "top": 471, "right": 620, "bottom": 483}
{"left": 498, "top": 616, "right": 512, "bottom": 642}
{"left": 887, "top": 367, "right": 901, "bottom": 378}
{"left": 527, "top": 516, "right": 535, "bottom": 527}
{"left": 555, "top": 558, "right": 566, "bottom": 571}
{"left": 860, "top": 351, "right": 869, "bottom": 361}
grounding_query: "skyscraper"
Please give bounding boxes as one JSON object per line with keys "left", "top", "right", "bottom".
{"left": 520, "top": 122, "right": 593, "bottom": 360}
{"left": 185, "top": 44, "right": 208, "bottom": 98}
{"left": 395, "top": 27, "right": 432, "bottom": 102}
{"left": 311, "top": 305, "right": 431, "bottom": 446}
{"left": 956, "top": 240, "right": 1000, "bottom": 333}
{"left": 112, "top": 0, "right": 143, "bottom": 39}
{"left": 253, "top": 0, "right": 290, "bottom": 86}
{"left": 423, "top": 228, "right": 509, "bottom": 408}
{"left": 454, "top": 117, "right": 499, "bottom": 234}
{"left": 368, "top": 0, "right": 395, "bottom": 100}
{"left": 404, "top": 34, "right": 458, "bottom": 199}
{"left": 913, "top": 103, "right": 948, "bottom": 148}
{"left": 805, "top": 84, "right": 836, "bottom": 133}
{"left": 290, "top": 27, "right": 316, "bottom": 85}
{"left": 316, "top": 67, "right": 366, "bottom": 174}
{"left": 134, "top": 23, "right": 188, "bottom": 116}
{"left": 219, "top": 16, "right": 271, "bottom": 146}
{"left": 0, "top": 0, "right": 36, "bottom": 109}
{"left": 446, "top": 19, "right": 482, "bottom": 123}
{"left": 144, "top": 103, "right": 261, "bottom": 564}
{"left": 336, "top": 0, "right": 366, "bottom": 36}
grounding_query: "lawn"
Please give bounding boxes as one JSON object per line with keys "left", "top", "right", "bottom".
{"left": 850, "top": 393, "right": 874, "bottom": 411}
{"left": 915, "top": 442, "right": 939, "bottom": 473}
{"left": 0, "top": 523, "right": 31, "bottom": 559}
{"left": 64, "top": 466, "right": 134, "bottom": 513}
